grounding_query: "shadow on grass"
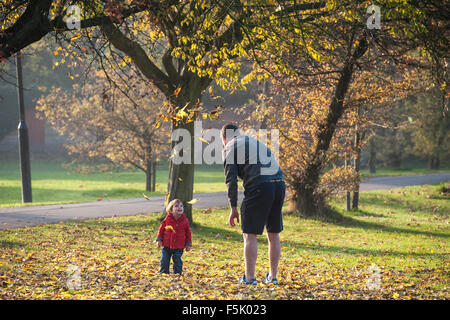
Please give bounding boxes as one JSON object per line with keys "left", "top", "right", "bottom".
{"left": 71, "top": 214, "right": 244, "bottom": 243}
{"left": 288, "top": 203, "right": 449, "bottom": 240}
{"left": 282, "top": 238, "right": 447, "bottom": 259}
{"left": 0, "top": 240, "right": 25, "bottom": 248}
{"left": 333, "top": 213, "right": 447, "bottom": 239}
{"left": 359, "top": 192, "right": 448, "bottom": 215}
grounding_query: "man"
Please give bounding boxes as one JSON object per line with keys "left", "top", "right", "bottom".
{"left": 221, "top": 123, "right": 285, "bottom": 285}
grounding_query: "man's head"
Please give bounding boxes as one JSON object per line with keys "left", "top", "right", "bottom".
{"left": 221, "top": 123, "right": 239, "bottom": 145}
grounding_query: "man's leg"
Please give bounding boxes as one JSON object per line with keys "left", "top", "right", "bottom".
{"left": 267, "top": 232, "right": 281, "bottom": 280}
{"left": 243, "top": 233, "right": 258, "bottom": 280}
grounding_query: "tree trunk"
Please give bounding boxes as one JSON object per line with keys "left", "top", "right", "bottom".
{"left": 428, "top": 156, "right": 440, "bottom": 170}
{"left": 368, "top": 135, "right": 376, "bottom": 174}
{"left": 291, "top": 36, "right": 368, "bottom": 217}
{"left": 165, "top": 120, "right": 195, "bottom": 223}
{"left": 352, "top": 129, "right": 363, "bottom": 210}
{"left": 152, "top": 161, "right": 157, "bottom": 192}
{"left": 345, "top": 152, "right": 351, "bottom": 211}
{"left": 163, "top": 82, "right": 208, "bottom": 223}
{"left": 289, "top": 185, "right": 322, "bottom": 217}
{"left": 145, "top": 160, "right": 152, "bottom": 192}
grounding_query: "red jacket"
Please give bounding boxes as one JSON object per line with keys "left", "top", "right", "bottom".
{"left": 156, "top": 213, "right": 192, "bottom": 249}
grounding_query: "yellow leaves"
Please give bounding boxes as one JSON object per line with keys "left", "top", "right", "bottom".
{"left": 164, "top": 193, "right": 170, "bottom": 206}
{"left": 209, "top": 110, "right": 220, "bottom": 120}
{"left": 174, "top": 87, "right": 181, "bottom": 96}
{"left": 70, "top": 33, "right": 82, "bottom": 41}
{"left": 165, "top": 225, "right": 175, "bottom": 233}
{"left": 187, "top": 199, "right": 198, "bottom": 205}
{"left": 392, "top": 293, "right": 400, "bottom": 299}
{"left": 198, "top": 137, "right": 209, "bottom": 144}
{"left": 143, "top": 193, "right": 150, "bottom": 200}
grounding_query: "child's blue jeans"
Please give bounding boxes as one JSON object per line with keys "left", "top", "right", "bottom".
{"left": 160, "top": 247, "right": 184, "bottom": 274}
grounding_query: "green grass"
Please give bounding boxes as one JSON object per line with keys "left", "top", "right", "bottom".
{"left": 360, "top": 164, "right": 450, "bottom": 178}
{"left": 0, "top": 161, "right": 227, "bottom": 207}
{"left": 0, "top": 184, "right": 448, "bottom": 299}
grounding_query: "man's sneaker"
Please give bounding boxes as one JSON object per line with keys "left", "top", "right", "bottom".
{"left": 238, "top": 274, "right": 257, "bottom": 285}
{"left": 263, "top": 272, "right": 279, "bottom": 285}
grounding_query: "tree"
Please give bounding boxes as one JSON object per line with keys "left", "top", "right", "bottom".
{"left": 0, "top": 0, "right": 327, "bottom": 223}
{"left": 244, "top": 0, "right": 442, "bottom": 216}
{"left": 36, "top": 69, "right": 171, "bottom": 191}
{"left": 408, "top": 87, "right": 450, "bottom": 169}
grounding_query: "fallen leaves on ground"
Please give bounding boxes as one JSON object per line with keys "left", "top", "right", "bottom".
{"left": 0, "top": 185, "right": 448, "bottom": 300}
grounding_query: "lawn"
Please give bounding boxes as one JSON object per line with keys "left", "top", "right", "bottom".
{"left": 0, "top": 183, "right": 448, "bottom": 299}
{"left": 360, "top": 164, "right": 450, "bottom": 178}
{"left": 0, "top": 160, "right": 227, "bottom": 207}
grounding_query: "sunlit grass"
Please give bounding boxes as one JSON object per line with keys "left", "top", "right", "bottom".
{"left": 0, "top": 161, "right": 226, "bottom": 207}
{"left": 0, "top": 184, "right": 448, "bottom": 299}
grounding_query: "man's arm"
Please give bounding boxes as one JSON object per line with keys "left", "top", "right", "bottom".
{"left": 223, "top": 140, "right": 240, "bottom": 227}
{"left": 223, "top": 140, "right": 239, "bottom": 208}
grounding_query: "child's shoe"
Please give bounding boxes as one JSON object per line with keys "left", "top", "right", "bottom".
{"left": 263, "top": 272, "right": 278, "bottom": 285}
{"left": 238, "top": 274, "right": 257, "bottom": 285}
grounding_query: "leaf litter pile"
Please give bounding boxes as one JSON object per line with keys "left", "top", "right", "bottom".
{"left": 0, "top": 185, "right": 448, "bottom": 299}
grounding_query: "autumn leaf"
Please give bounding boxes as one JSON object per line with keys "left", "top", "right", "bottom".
{"left": 143, "top": 193, "right": 150, "bottom": 200}
{"left": 178, "top": 177, "right": 183, "bottom": 181}
{"left": 97, "top": 198, "right": 103, "bottom": 201}
{"left": 187, "top": 199, "right": 198, "bottom": 204}
{"left": 165, "top": 225, "right": 175, "bottom": 233}
{"left": 154, "top": 120, "right": 161, "bottom": 129}
{"left": 164, "top": 193, "right": 170, "bottom": 206}
{"left": 174, "top": 87, "right": 181, "bottom": 96}
{"left": 71, "top": 33, "right": 82, "bottom": 41}
{"left": 198, "top": 137, "right": 209, "bottom": 144}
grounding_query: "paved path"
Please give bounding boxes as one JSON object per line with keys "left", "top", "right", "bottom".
{"left": 0, "top": 173, "right": 448, "bottom": 230}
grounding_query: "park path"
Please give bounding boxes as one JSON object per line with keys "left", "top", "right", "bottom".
{"left": 0, "top": 172, "right": 448, "bottom": 230}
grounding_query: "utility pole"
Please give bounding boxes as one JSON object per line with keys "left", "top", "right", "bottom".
{"left": 16, "top": 51, "right": 32, "bottom": 203}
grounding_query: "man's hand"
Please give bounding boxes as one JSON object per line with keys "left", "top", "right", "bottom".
{"left": 228, "top": 207, "right": 239, "bottom": 227}
{"left": 185, "top": 246, "right": 191, "bottom": 252}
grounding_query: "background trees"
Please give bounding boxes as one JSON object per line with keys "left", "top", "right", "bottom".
{"left": 408, "top": 88, "right": 450, "bottom": 170}
{"left": 239, "top": 0, "right": 447, "bottom": 216}
{"left": 36, "top": 69, "right": 171, "bottom": 191}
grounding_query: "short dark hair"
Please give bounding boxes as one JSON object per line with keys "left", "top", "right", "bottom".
{"left": 221, "top": 123, "right": 239, "bottom": 140}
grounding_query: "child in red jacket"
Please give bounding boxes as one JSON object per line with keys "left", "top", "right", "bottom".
{"left": 156, "top": 199, "right": 192, "bottom": 274}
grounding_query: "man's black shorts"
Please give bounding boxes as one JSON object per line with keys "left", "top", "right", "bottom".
{"left": 240, "top": 181, "right": 285, "bottom": 235}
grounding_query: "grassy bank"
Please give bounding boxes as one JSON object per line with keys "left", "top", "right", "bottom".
{"left": 0, "top": 184, "right": 448, "bottom": 299}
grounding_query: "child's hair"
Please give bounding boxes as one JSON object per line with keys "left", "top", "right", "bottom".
{"left": 166, "top": 199, "right": 183, "bottom": 213}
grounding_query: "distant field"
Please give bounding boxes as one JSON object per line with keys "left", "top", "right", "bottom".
{"left": 0, "top": 161, "right": 228, "bottom": 207}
